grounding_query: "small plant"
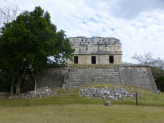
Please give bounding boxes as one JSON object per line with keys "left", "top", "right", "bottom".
{"left": 86, "top": 45, "right": 88, "bottom": 51}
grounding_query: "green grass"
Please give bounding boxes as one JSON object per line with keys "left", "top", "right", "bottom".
{"left": 0, "top": 84, "right": 163, "bottom": 107}
{"left": 82, "top": 84, "right": 153, "bottom": 94}
{"left": 0, "top": 96, "right": 105, "bottom": 107}
{"left": 0, "top": 87, "right": 105, "bottom": 107}
{"left": 1, "top": 84, "right": 164, "bottom": 122}
{"left": 0, "top": 104, "right": 164, "bottom": 123}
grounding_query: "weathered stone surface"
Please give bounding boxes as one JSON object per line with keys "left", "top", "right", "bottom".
{"left": 67, "top": 37, "right": 122, "bottom": 64}
{"left": 108, "top": 96, "right": 114, "bottom": 100}
{"left": 36, "top": 64, "right": 158, "bottom": 91}
{"left": 36, "top": 65, "right": 69, "bottom": 88}
{"left": 35, "top": 36, "right": 157, "bottom": 91}
{"left": 105, "top": 101, "right": 111, "bottom": 106}
{"left": 64, "top": 65, "right": 158, "bottom": 91}
{"left": 8, "top": 87, "right": 57, "bottom": 99}
{"left": 154, "top": 91, "right": 161, "bottom": 95}
{"left": 119, "top": 65, "right": 157, "bottom": 91}
{"left": 78, "top": 87, "right": 134, "bottom": 101}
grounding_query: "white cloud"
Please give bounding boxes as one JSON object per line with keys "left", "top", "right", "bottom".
{"left": 1, "top": 0, "right": 164, "bottom": 63}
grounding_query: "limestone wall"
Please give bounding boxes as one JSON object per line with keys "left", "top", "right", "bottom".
{"left": 120, "top": 65, "right": 157, "bottom": 91}
{"left": 72, "top": 43, "right": 122, "bottom": 55}
{"left": 36, "top": 65, "right": 69, "bottom": 88}
{"left": 64, "top": 65, "right": 157, "bottom": 91}
{"left": 36, "top": 65, "right": 157, "bottom": 91}
{"left": 66, "top": 37, "right": 122, "bottom": 64}
{"left": 69, "top": 37, "right": 122, "bottom": 55}
{"left": 67, "top": 55, "right": 122, "bottom": 64}
{"left": 64, "top": 68, "right": 121, "bottom": 89}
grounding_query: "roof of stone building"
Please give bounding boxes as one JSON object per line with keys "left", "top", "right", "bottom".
{"left": 69, "top": 36, "right": 121, "bottom": 43}
{"left": 68, "top": 36, "right": 122, "bottom": 55}
{"left": 69, "top": 36, "right": 121, "bottom": 46}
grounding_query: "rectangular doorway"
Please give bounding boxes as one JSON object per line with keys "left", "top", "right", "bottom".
{"left": 74, "top": 56, "right": 78, "bottom": 64}
{"left": 109, "top": 56, "right": 114, "bottom": 63}
{"left": 91, "top": 56, "right": 96, "bottom": 64}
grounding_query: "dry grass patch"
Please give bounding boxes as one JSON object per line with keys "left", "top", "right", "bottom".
{"left": 0, "top": 104, "right": 164, "bottom": 123}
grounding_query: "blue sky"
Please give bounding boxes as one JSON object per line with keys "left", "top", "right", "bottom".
{"left": 1, "top": 0, "right": 164, "bottom": 63}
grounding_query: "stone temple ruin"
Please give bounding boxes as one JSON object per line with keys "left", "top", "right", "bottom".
{"left": 67, "top": 36, "right": 122, "bottom": 64}
{"left": 37, "top": 36, "right": 158, "bottom": 91}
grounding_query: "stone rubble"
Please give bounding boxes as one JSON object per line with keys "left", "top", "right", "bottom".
{"left": 0, "top": 86, "right": 162, "bottom": 100}
{"left": 0, "top": 92, "right": 9, "bottom": 99}
{"left": 154, "top": 91, "right": 161, "bottom": 95}
{"left": 78, "top": 86, "right": 135, "bottom": 100}
{"left": 0, "top": 92, "right": 9, "bottom": 96}
{"left": 105, "top": 100, "right": 111, "bottom": 106}
{"left": 8, "top": 87, "right": 57, "bottom": 99}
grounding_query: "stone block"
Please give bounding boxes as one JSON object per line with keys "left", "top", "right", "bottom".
{"left": 105, "top": 101, "right": 111, "bottom": 106}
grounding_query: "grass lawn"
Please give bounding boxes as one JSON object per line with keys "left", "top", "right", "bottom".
{"left": 0, "top": 84, "right": 164, "bottom": 107}
{"left": 0, "top": 84, "right": 164, "bottom": 122}
{"left": 0, "top": 104, "right": 164, "bottom": 123}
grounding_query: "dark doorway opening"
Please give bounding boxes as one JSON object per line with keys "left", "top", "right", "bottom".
{"left": 74, "top": 56, "right": 78, "bottom": 64}
{"left": 92, "top": 56, "right": 96, "bottom": 64}
{"left": 109, "top": 56, "right": 114, "bottom": 63}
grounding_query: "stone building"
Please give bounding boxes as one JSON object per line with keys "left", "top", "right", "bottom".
{"left": 36, "top": 36, "right": 158, "bottom": 91}
{"left": 66, "top": 36, "right": 122, "bottom": 64}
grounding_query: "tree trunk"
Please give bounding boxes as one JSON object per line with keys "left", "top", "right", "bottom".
{"left": 10, "top": 77, "right": 15, "bottom": 95}
{"left": 15, "top": 74, "right": 23, "bottom": 95}
{"left": 15, "top": 82, "right": 20, "bottom": 95}
{"left": 10, "top": 72, "right": 16, "bottom": 95}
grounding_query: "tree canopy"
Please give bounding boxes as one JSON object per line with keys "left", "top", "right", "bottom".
{"left": 0, "top": 6, "right": 74, "bottom": 94}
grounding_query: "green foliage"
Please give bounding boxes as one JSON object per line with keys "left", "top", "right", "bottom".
{"left": 155, "top": 76, "right": 164, "bottom": 91}
{"left": 86, "top": 44, "right": 88, "bottom": 51}
{"left": 0, "top": 72, "right": 10, "bottom": 92}
{"left": 0, "top": 6, "right": 74, "bottom": 94}
{"left": 150, "top": 66, "right": 164, "bottom": 91}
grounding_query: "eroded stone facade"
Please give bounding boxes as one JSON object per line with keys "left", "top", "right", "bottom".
{"left": 36, "top": 37, "right": 157, "bottom": 91}
{"left": 36, "top": 65, "right": 69, "bottom": 88}
{"left": 66, "top": 36, "right": 122, "bottom": 64}
{"left": 36, "top": 65, "right": 158, "bottom": 91}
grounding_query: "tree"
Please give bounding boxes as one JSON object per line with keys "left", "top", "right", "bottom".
{"left": 150, "top": 66, "right": 164, "bottom": 91}
{"left": 0, "top": 6, "right": 74, "bottom": 94}
{"left": 0, "top": 0, "right": 19, "bottom": 95}
{"left": 132, "top": 52, "right": 164, "bottom": 91}
{"left": 154, "top": 74, "right": 164, "bottom": 91}
{"left": 0, "top": 0, "right": 19, "bottom": 26}
{"left": 131, "top": 52, "right": 155, "bottom": 65}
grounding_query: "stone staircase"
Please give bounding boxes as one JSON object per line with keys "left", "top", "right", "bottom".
{"left": 63, "top": 68, "right": 121, "bottom": 89}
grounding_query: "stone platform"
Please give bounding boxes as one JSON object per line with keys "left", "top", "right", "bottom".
{"left": 36, "top": 64, "right": 158, "bottom": 91}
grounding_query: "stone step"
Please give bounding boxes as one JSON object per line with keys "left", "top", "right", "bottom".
{"left": 65, "top": 68, "right": 121, "bottom": 88}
